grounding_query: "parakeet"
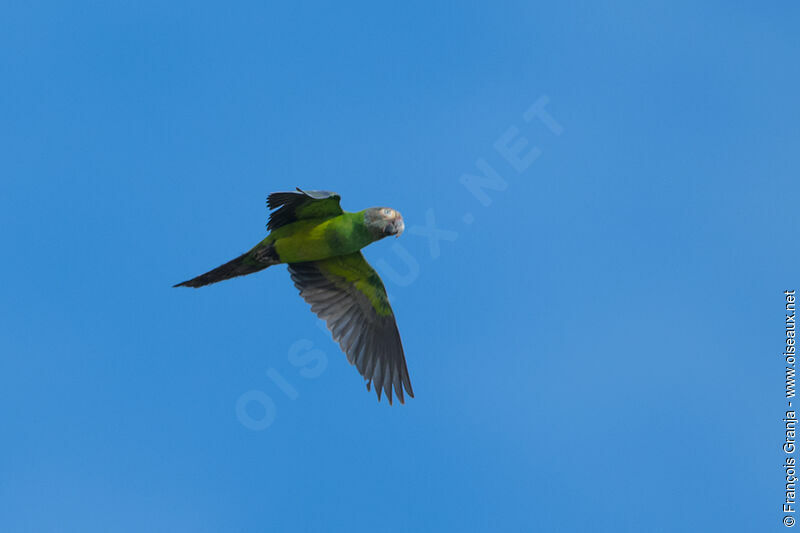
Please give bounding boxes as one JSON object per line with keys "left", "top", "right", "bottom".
{"left": 174, "top": 188, "right": 413, "bottom": 404}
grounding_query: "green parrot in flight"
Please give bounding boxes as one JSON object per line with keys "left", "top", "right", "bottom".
{"left": 175, "top": 188, "right": 413, "bottom": 404}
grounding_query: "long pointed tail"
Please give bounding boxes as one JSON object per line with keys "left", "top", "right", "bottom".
{"left": 174, "top": 250, "right": 274, "bottom": 288}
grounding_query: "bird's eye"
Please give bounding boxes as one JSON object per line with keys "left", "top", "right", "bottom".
{"left": 382, "top": 208, "right": 392, "bottom": 216}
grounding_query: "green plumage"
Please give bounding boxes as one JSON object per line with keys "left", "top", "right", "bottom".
{"left": 262, "top": 211, "right": 375, "bottom": 263}
{"left": 174, "top": 188, "right": 412, "bottom": 404}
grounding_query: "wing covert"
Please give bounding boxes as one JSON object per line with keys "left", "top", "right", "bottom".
{"left": 287, "top": 252, "right": 413, "bottom": 404}
{"left": 266, "top": 187, "right": 342, "bottom": 230}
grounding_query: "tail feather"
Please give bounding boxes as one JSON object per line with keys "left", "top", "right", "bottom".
{"left": 174, "top": 251, "right": 272, "bottom": 288}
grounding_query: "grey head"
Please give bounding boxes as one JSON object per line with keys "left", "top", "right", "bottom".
{"left": 364, "top": 207, "right": 405, "bottom": 239}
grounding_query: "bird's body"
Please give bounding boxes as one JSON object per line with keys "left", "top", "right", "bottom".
{"left": 175, "top": 189, "right": 412, "bottom": 404}
{"left": 263, "top": 211, "right": 375, "bottom": 263}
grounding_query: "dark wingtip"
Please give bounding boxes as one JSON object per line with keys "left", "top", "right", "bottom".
{"left": 394, "top": 385, "right": 413, "bottom": 404}
{"left": 366, "top": 379, "right": 412, "bottom": 405}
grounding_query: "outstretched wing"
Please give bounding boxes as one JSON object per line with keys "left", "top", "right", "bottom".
{"left": 267, "top": 188, "right": 343, "bottom": 230}
{"left": 287, "top": 252, "right": 413, "bottom": 404}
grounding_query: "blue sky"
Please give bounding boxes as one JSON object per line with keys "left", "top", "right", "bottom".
{"left": 1, "top": 2, "right": 798, "bottom": 532}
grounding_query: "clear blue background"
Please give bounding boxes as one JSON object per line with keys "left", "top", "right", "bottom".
{"left": 1, "top": 2, "right": 797, "bottom": 532}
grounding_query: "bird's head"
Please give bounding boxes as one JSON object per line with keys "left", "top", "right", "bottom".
{"left": 365, "top": 207, "right": 405, "bottom": 239}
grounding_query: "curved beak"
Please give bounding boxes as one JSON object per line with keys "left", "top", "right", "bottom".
{"left": 393, "top": 215, "right": 405, "bottom": 237}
